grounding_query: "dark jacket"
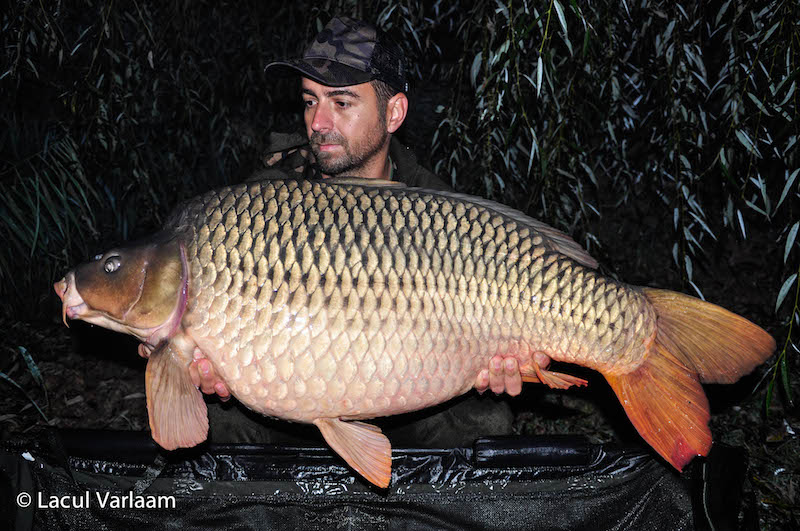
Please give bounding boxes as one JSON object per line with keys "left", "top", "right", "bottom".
{"left": 253, "top": 131, "right": 452, "bottom": 191}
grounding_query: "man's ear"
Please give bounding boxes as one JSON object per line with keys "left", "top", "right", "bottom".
{"left": 386, "top": 93, "right": 408, "bottom": 133}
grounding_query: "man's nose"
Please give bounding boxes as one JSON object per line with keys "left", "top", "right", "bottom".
{"left": 310, "top": 104, "right": 333, "bottom": 133}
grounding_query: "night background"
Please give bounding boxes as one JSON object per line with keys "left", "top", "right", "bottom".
{"left": 1, "top": 0, "right": 798, "bottom": 527}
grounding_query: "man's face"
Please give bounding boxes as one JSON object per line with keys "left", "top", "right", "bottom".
{"left": 301, "top": 77, "right": 388, "bottom": 177}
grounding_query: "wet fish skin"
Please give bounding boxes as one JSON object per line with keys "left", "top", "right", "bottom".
{"left": 176, "top": 179, "right": 651, "bottom": 422}
{"left": 55, "top": 178, "right": 775, "bottom": 488}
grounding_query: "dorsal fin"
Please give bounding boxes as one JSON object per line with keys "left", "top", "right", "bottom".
{"left": 320, "top": 179, "right": 598, "bottom": 269}
{"left": 324, "top": 177, "right": 407, "bottom": 188}
{"left": 413, "top": 188, "right": 598, "bottom": 269}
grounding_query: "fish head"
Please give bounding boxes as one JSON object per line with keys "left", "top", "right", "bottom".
{"left": 54, "top": 238, "right": 187, "bottom": 344}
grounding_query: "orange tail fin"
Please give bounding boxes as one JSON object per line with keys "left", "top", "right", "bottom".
{"left": 641, "top": 288, "right": 775, "bottom": 383}
{"left": 604, "top": 288, "right": 775, "bottom": 471}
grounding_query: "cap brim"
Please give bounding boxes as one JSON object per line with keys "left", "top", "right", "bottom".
{"left": 264, "top": 58, "right": 374, "bottom": 87}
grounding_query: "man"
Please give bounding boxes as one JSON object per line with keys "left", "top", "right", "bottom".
{"left": 183, "top": 16, "right": 525, "bottom": 445}
{"left": 255, "top": 16, "right": 451, "bottom": 189}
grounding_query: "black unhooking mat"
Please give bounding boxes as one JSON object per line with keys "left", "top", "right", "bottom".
{"left": 0, "top": 430, "right": 751, "bottom": 530}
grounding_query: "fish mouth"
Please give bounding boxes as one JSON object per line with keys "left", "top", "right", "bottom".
{"left": 53, "top": 271, "right": 155, "bottom": 340}
{"left": 52, "top": 244, "right": 189, "bottom": 344}
{"left": 54, "top": 272, "right": 89, "bottom": 327}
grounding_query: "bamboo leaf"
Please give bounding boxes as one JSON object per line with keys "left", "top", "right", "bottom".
{"left": 554, "top": 0, "right": 568, "bottom": 35}
{"left": 689, "top": 280, "right": 705, "bottom": 300}
{"left": 759, "top": 20, "right": 780, "bottom": 45}
{"left": 735, "top": 130, "right": 761, "bottom": 157}
{"left": 494, "top": 0, "right": 510, "bottom": 20}
{"left": 775, "top": 168, "right": 798, "bottom": 212}
{"left": 785, "top": 136, "right": 797, "bottom": 156}
{"left": 780, "top": 81, "right": 795, "bottom": 106}
{"left": 688, "top": 211, "right": 717, "bottom": 240}
{"left": 747, "top": 91, "right": 771, "bottom": 116}
{"left": 753, "top": 174, "right": 771, "bottom": 216}
{"left": 715, "top": 0, "right": 732, "bottom": 25}
{"left": 536, "top": 56, "right": 543, "bottom": 97}
{"left": 775, "top": 273, "right": 797, "bottom": 313}
{"left": 25, "top": 58, "right": 39, "bottom": 79}
{"left": 580, "top": 161, "right": 597, "bottom": 187}
{"left": 527, "top": 128, "right": 538, "bottom": 175}
{"left": 522, "top": 73, "right": 535, "bottom": 88}
{"left": 780, "top": 356, "right": 793, "bottom": 405}
{"left": 0, "top": 372, "right": 49, "bottom": 422}
{"left": 785, "top": 221, "right": 799, "bottom": 264}
{"left": 18, "top": 346, "right": 48, "bottom": 407}
{"left": 737, "top": 209, "right": 747, "bottom": 239}
{"left": 744, "top": 199, "right": 767, "bottom": 217}
{"left": 470, "top": 52, "right": 482, "bottom": 88}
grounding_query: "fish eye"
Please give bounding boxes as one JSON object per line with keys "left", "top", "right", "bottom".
{"left": 103, "top": 256, "right": 121, "bottom": 273}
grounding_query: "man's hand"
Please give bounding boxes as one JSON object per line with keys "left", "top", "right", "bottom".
{"left": 264, "top": 147, "right": 315, "bottom": 174}
{"left": 475, "top": 355, "right": 523, "bottom": 397}
{"left": 189, "top": 357, "right": 231, "bottom": 401}
{"left": 138, "top": 343, "right": 230, "bottom": 401}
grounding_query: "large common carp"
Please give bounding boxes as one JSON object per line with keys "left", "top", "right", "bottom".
{"left": 55, "top": 178, "right": 774, "bottom": 487}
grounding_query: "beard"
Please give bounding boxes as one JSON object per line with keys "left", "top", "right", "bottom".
{"left": 309, "top": 117, "right": 389, "bottom": 177}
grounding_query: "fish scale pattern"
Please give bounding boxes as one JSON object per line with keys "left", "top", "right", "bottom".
{"left": 177, "top": 179, "right": 656, "bottom": 422}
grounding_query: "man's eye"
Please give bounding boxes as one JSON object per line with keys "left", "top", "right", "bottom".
{"left": 336, "top": 101, "right": 349, "bottom": 108}
{"left": 303, "top": 99, "right": 315, "bottom": 107}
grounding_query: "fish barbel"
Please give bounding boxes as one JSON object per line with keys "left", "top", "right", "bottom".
{"left": 54, "top": 178, "right": 775, "bottom": 487}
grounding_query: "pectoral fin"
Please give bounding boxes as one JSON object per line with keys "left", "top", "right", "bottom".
{"left": 314, "top": 418, "right": 392, "bottom": 488}
{"left": 145, "top": 341, "right": 209, "bottom": 450}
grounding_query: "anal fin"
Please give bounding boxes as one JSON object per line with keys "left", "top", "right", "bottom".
{"left": 520, "top": 360, "right": 588, "bottom": 389}
{"left": 145, "top": 340, "right": 209, "bottom": 450}
{"left": 314, "top": 418, "right": 392, "bottom": 488}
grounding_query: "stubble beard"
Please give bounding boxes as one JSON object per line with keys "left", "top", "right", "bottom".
{"left": 310, "top": 115, "right": 389, "bottom": 177}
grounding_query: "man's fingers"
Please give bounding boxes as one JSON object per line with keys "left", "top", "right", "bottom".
{"left": 489, "top": 356, "right": 506, "bottom": 394}
{"left": 478, "top": 356, "right": 525, "bottom": 395}
{"left": 188, "top": 359, "right": 214, "bottom": 395}
{"left": 214, "top": 382, "right": 231, "bottom": 401}
{"left": 197, "top": 359, "right": 219, "bottom": 395}
{"left": 189, "top": 358, "right": 231, "bottom": 401}
{"left": 504, "top": 358, "right": 523, "bottom": 397}
{"left": 137, "top": 344, "right": 151, "bottom": 359}
{"left": 475, "top": 369, "right": 490, "bottom": 394}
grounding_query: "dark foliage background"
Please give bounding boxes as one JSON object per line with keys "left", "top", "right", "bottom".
{"left": 1, "top": 0, "right": 798, "bottom": 526}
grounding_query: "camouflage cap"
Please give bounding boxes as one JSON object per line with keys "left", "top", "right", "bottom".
{"left": 265, "top": 16, "right": 409, "bottom": 93}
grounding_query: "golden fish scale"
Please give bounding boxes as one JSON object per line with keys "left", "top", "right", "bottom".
{"left": 178, "top": 180, "right": 656, "bottom": 422}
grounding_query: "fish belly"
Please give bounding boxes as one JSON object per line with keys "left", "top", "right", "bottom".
{"left": 178, "top": 179, "right": 655, "bottom": 423}
{"left": 187, "top": 303, "right": 539, "bottom": 422}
